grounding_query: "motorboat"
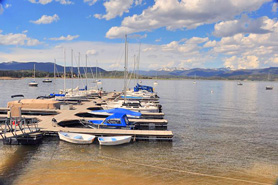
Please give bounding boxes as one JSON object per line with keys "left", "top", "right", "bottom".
{"left": 98, "top": 136, "right": 132, "bottom": 146}
{"left": 102, "top": 100, "right": 160, "bottom": 113}
{"left": 88, "top": 113, "right": 131, "bottom": 129}
{"left": 266, "top": 86, "right": 273, "bottom": 90}
{"left": 29, "top": 80, "right": 38, "bottom": 87}
{"left": 58, "top": 132, "right": 95, "bottom": 144}
{"left": 89, "top": 108, "right": 141, "bottom": 118}
{"left": 43, "top": 79, "right": 52, "bottom": 83}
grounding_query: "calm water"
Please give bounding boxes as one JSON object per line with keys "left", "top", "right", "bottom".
{"left": 0, "top": 78, "right": 277, "bottom": 185}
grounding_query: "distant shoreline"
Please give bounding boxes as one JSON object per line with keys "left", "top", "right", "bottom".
{"left": 0, "top": 77, "right": 21, "bottom": 80}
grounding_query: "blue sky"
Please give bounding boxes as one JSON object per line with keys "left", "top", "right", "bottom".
{"left": 0, "top": 0, "right": 278, "bottom": 70}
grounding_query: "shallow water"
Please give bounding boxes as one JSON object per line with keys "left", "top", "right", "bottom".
{"left": 0, "top": 78, "right": 277, "bottom": 185}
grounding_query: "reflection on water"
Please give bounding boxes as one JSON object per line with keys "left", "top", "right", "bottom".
{"left": 0, "top": 79, "right": 278, "bottom": 184}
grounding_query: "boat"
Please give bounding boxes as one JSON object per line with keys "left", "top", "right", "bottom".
{"left": 89, "top": 108, "right": 141, "bottom": 118}
{"left": 237, "top": 81, "right": 243, "bottom": 85}
{"left": 29, "top": 80, "right": 38, "bottom": 87}
{"left": 89, "top": 113, "right": 131, "bottom": 128}
{"left": 266, "top": 73, "right": 273, "bottom": 90}
{"left": 29, "top": 64, "right": 38, "bottom": 87}
{"left": 193, "top": 74, "right": 197, "bottom": 84}
{"left": 58, "top": 132, "right": 95, "bottom": 144}
{"left": 266, "top": 86, "right": 273, "bottom": 90}
{"left": 43, "top": 78, "right": 52, "bottom": 83}
{"left": 98, "top": 136, "right": 132, "bottom": 146}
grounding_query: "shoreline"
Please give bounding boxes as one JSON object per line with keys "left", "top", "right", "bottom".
{"left": 0, "top": 77, "right": 21, "bottom": 80}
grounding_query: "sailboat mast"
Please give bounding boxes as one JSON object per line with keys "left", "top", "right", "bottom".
{"left": 64, "top": 49, "right": 66, "bottom": 93}
{"left": 54, "top": 59, "right": 56, "bottom": 93}
{"left": 78, "top": 52, "right": 80, "bottom": 86}
{"left": 85, "top": 54, "right": 88, "bottom": 89}
{"left": 71, "top": 49, "right": 73, "bottom": 91}
{"left": 124, "top": 34, "right": 128, "bottom": 102}
{"left": 33, "top": 64, "right": 36, "bottom": 79}
{"left": 137, "top": 43, "right": 141, "bottom": 83}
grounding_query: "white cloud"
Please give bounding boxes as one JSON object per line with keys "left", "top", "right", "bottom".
{"left": 86, "top": 49, "right": 98, "bottom": 56}
{"left": 0, "top": 32, "right": 41, "bottom": 46}
{"left": 129, "top": 33, "right": 147, "bottom": 39}
{"left": 162, "top": 37, "right": 208, "bottom": 54}
{"left": 204, "top": 40, "right": 216, "bottom": 48}
{"left": 95, "top": 0, "right": 133, "bottom": 20}
{"left": 31, "top": 14, "right": 59, "bottom": 24}
{"left": 55, "top": 0, "right": 73, "bottom": 5}
{"left": 50, "top": 35, "right": 79, "bottom": 41}
{"left": 84, "top": 0, "right": 97, "bottom": 6}
{"left": 5, "top": 4, "right": 12, "bottom": 8}
{"left": 155, "top": 38, "right": 161, "bottom": 42}
{"left": 29, "top": 0, "right": 52, "bottom": 5}
{"left": 272, "top": 3, "right": 278, "bottom": 12}
{"left": 94, "top": 14, "right": 102, "bottom": 19}
{"left": 224, "top": 56, "right": 259, "bottom": 69}
{"left": 106, "top": 0, "right": 271, "bottom": 38}
{"left": 0, "top": 41, "right": 210, "bottom": 70}
{"left": 214, "top": 15, "right": 272, "bottom": 37}
{"left": 134, "top": 0, "right": 143, "bottom": 6}
{"left": 29, "top": 0, "right": 73, "bottom": 5}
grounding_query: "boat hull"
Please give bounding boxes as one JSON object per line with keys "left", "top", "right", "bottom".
{"left": 29, "top": 83, "right": 38, "bottom": 87}
{"left": 98, "top": 136, "right": 132, "bottom": 146}
{"left": 58, "top": 132, "right": 95, "bottom": 144}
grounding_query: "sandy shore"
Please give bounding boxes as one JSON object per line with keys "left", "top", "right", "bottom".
{"left": 0, "top": 77, "right": 21, "bottom": 80}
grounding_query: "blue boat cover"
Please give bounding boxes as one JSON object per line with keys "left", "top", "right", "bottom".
{"left": 91, "top": 108, "right": 141, "bottom": 117}
{"left": 50, "top": 93, "right": 65, "bottom": 97}
{"left": 79, "top": 86, "right": 88, "bottom": 91}
{"left": 89, "top": 113, "right": 129, "bottom": 127}
{"left": 120, "top": 95, "right": 143, "bottom": 99}
{"left": 134, "top": 83, "right": 154, "bottom": 93}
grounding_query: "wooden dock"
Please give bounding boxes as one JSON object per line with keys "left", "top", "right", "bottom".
{"left": 1, "top": 93, "right": 173, "bottom": 141}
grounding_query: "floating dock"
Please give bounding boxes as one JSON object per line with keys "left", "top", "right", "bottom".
{"left": 0, "top": 92, "right": 173, "bottom": 142}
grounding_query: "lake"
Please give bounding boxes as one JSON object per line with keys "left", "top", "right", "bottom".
{"left": 0, "top": 78, "right": 277, "bottom": 185}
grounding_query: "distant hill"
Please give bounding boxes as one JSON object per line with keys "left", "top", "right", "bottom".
{"left": 0, "top": 61, "right": 106, "bottom": 74}
{"left": 139, "top": 67, "right": 278, "bottom": 80}
{"left": 1, "top": 61, "right": 278, "bottom": 80}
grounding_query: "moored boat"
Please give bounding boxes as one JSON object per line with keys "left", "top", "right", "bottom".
{"left": 98, "top": 136, "right": 132, "bottom": 145}
{"left": 29, "top": 81, "right": 38, "bottom": 87}
{"left": 43, "top": 79, "right": 52, "bottom": 83}
{"left": 58, "top": 132, "right": 95, "bottom": 144}
{"left": 266, "top": 86, "right": 273, "bottom": 90}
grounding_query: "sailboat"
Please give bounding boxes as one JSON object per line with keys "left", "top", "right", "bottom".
{"left": 153, "top": 72, "right": 158, "bottom": 86}
{"left": 29, "top": 64, "right": 38, "bottom": 87}
{"left": 266, "top": 73, "right": 273, "bottom": 90}
{"left": 193, "top": 73, "right": 197, "bottom": 84}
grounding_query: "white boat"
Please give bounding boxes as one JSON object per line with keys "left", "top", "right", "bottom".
{"left": 58, "top": 132, "right": 95, "bottom": 144}
{"left": 98, "top": 136, "right": 132, "bottom": 146}
{"left": 266, "top": 86, "right": 273, "bottom": 90}
{"left": 43, "top": 78, "right": 52, "bottom": 83}
{"left": 29, "top": 64, "right": 38, "bottom": 87}
{"left": 266, "top": 73, "right": 273, "bottom": 90}
{"left": 29, "top": 81, "right": 38, "bottom": 87}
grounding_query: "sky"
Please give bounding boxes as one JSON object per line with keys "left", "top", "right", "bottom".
{"left": 0, "top": 0, "right": 278, "bottom": 71}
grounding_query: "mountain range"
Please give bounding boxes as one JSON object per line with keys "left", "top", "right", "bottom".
{"left": 1, "top": 61, "right": 278, "bottom": 80}
{"left": 0, "top": 61, "right": 105, "bottom": 75}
